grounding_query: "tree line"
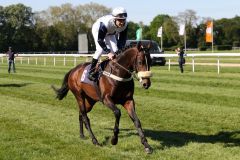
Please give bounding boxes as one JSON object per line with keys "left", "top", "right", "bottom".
{"left": 1, "top": 3, "right": 240, "bottom": 52}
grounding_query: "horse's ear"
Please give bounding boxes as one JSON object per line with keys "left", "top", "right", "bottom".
{"left": 148, "top": 41, "right": 152, "bottom": 50}
{"left": 137, "top": 41, "right": 143, "bottom": 51}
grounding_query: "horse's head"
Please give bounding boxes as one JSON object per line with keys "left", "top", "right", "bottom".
{"left": 109, "top": 42, "right": 152, "bottom": 89}
{"left": 134, "top": 41, "right": 152, "bottom": 89}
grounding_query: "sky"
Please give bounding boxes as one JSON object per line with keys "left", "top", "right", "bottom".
{"left": 1, "top": 0, "right": 240, "bottom": 25}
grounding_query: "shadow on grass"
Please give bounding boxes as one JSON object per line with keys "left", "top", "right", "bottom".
{"left": 105, "top": 128, "right": 240, "bottom": 149}
{"left": 144, "top": 129, "right": 240, "bottom": 149}
{"left": 0, "top": 83, "right": 31, "bottom": 88}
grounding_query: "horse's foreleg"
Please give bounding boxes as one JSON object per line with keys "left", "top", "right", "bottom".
{"left": 123, "top": 100, "right": 153, "bottom": 154}
{"left": 104, "top": 96, "right": 121, "bottom": 145}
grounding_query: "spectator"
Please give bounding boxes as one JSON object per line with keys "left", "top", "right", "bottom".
{"left": 175, "top": 47, "right": 185, "bottom": 73}
{"left": 6, "top": 46, "right": 18, "bottom": 73}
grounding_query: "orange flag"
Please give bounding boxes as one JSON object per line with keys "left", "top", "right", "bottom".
{"left": 206, "top": 21, "right": 213, "bottom": 42}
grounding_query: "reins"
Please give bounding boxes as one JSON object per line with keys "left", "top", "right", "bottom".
{"left": 102, "top": 48, "right": 152, "bottom": 82}
{"left": 111, "top": 59, "right": 140, "bottom": 81}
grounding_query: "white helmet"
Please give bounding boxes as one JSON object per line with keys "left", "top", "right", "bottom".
{"left": 112, "top": 7, "right": 127, "bottom": 19}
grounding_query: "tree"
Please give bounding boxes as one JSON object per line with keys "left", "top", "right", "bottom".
{"left": 1, "top": 3, "right": 35, "bottom": 51}
{"left": 127, "top": 21, "right": 139, "bottom": 39}
{"left": 76, "top": 2, "right": 111, "bottom": 28}
{"left": 0, "top": 6, "right": 5, "bottom": 49}
{"left": 34, "top": 2, "right": 111, "bottom": 51}
{"left": 173, "top": 9, "right": 199, "bottom": 48}
{"left": 148, "top": 14, "right": 179, "bottom": 49}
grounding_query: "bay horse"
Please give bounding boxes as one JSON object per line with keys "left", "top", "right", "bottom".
{"left": 52, "top": 42, "right": 153, "bottom": 153}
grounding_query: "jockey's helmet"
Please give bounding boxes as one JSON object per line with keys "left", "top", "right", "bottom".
{"left": 112, "top": 7, "right": 127, "bottom": 20}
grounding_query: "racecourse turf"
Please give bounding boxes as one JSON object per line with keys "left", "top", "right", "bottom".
{"left": 0, "top": 62, "right": 240, "bottom": 160}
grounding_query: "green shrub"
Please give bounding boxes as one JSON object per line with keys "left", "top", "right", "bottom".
{"left": 216, "top": 45, "right": 232, "bottom": 50}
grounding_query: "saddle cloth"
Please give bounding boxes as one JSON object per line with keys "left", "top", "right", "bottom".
{"left": 80, "top": 64, "right": 95, "bottom": 86}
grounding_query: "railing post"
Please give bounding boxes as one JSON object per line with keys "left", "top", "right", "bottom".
{"left": 168, "top": 59, "right": 171, "bottom": 71}
{"left": 54, "top": 57, "right": 56, "bottom": 66}
{"left": 192, "top": 56, "right": 195, "bottom": 72}
{"left": 217, "top": 56, "right": 220, "bottom": 74}
{"left": 74, "top": 57, "right": 77, "bottom": 66}
{"left": 44, "top": 57, "right": 46, "bottom": 66}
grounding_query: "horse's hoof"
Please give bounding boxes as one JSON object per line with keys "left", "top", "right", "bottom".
{"left": 145, "top": 147, "right": 153, "bottom": 154}
{"left": 111, "top": 136, "right": 118, "bottom": 145}
{"left": 92, "top": 139, "right": 100, "bottom": 146}
{"left": 80, "top": 135, "right": 85, "bottom": 139}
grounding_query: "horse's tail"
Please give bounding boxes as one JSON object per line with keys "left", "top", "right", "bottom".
{"left": 51, "top": 69, "right": 72, "bottom": 100}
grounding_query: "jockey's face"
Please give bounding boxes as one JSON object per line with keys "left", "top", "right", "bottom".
{"left": 115, "top": 19, "right": 126, "bottom": 28}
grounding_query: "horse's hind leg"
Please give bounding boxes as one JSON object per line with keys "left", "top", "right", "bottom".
{"left": 79, "top": 114, "right": 85, "bottom": 139}
{"left": 81, "top": 111, "right": 100, "bottom": 145}
{"left": 123, "top": 100, "right": 153, "bottom": 154}
{"left": 104, "top": 95, "right": 121, "bottom": 145}
{"left": 74, "top": 92, "right": 100, "bottom": 146}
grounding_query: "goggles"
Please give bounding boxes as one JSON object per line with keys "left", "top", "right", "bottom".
{"left": 116, "top": 18, "right": 126, "bottom": 22}
{"left": 116, "top": 13, "right": 127, "bottom": 19}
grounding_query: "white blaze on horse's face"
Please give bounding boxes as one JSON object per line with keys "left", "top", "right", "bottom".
{"left": 136, "top": 50, "right": 152, "bottom": 89}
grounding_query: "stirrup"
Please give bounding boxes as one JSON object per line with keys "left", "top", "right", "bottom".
{"left": 88, "top": 72, "right": 97, "bottom": 81}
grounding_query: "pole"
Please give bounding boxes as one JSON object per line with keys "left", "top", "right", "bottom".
{"left": 212, "top": 20, "right": 214, "bottom": 53}
{"left": 168, "top": 59, "right": 171, "bottom": 71}
{"left": 161, "top": 35, "right": 163, "bottom": 50}
{"left": 192, "top": 57, "right": 195, "bottom": 73}
{"left": 184, "top": 28, "right": 187, "bottom": 53}
{"left": 157, "top": 26, "right": 163, "bottom": 50}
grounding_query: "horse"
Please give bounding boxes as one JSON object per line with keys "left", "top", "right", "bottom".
{"left": 52, "top": 42, "right": 153, "bottom": 154}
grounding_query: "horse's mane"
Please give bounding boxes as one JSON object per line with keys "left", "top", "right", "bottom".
{"left": 115, "top": 44, "right": 136, "bottom": 55}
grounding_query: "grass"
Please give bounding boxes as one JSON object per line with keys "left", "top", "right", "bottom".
{"left": 0, "top": 62, "right": 240, "bottom": 160}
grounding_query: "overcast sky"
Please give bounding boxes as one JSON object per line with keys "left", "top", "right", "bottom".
{"left": 2, "top": 0, "right": 240, "bottom": 25}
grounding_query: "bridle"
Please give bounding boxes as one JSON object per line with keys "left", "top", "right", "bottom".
{"left": 102, "top": 47, "right": 152, "bottom": 82}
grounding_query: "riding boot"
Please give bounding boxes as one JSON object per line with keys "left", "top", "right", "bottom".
{"left": 88, "top": 58, "right": 98, "bottom": 81}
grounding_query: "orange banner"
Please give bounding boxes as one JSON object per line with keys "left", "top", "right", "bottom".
{"left": 206, "top": 21, "right": 213, "bottom": 42}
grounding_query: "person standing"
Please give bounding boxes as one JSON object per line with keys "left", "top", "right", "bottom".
{"left": 88, "top": 7, "right": 128, "bottom": 81}
{"left": 6, "top": 46, "right": 18, "bottom": 73}
{"left": 136, "top": 24, "right": 142, "bottom": 40}
{"left": 175, "top": 47, "right": 185, "bottom": 73}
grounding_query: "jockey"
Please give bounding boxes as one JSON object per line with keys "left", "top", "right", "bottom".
{"left": 88, "top": 7, "right": 128, "bottom": 81}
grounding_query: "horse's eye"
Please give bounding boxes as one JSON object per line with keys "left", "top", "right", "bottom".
{"left": 138, "top": 61, "right": 142, "bottom": 65}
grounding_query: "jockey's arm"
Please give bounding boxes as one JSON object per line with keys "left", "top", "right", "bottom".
{"left": 117, "top": 25, "right": 128, "bottom": 49}
{"left": 97, "top": 22, "right": 111, "bottom": 54}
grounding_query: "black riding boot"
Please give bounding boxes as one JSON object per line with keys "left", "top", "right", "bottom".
{"left": 88, "top": 58, "right": 98, "bottom": 81}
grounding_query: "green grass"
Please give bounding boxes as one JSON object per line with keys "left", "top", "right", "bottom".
{"left": 0, "top": 62, "right": 240, "bottom": 160}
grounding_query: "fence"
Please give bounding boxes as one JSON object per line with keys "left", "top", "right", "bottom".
{"left": 1, "top": 53, "right": 240, "bottom": 74}
{"left": 0, "top": 53, "right": 93, "bottom": 67}
{"left": 157, "top": 53, "right": 240, "bottom": 74}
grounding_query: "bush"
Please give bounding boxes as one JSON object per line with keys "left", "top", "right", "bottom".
{"left": 233, "top": 41, "right": 240, "bottom": 47}
{"left": 216, "top": 45, "right": 232, "bottom": 50}
{"left": 199, "top": 46, "right": 207, "bottom": 51}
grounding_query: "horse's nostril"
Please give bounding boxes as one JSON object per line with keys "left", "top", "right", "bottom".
{"left": 143, "top": 83, "right": 148, "bottom": 88}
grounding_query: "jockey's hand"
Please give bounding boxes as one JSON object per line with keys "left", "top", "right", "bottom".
{"left": 107, "top": 52, "right": 115, "bottom": 60}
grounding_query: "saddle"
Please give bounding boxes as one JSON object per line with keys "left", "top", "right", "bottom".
{"left": 80, "top": 60, "right": 109, "bottom": 85}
